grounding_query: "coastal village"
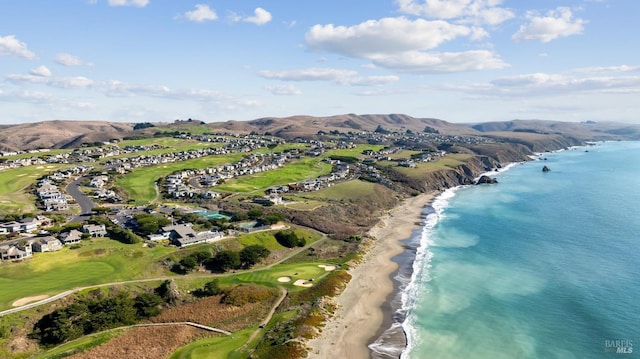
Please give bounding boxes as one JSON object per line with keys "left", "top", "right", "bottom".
{"left": 0, "top": 117, "right": 602, "bottom": 359}
{"left": 0, "top": 127, "right": 489, "bottom": 265}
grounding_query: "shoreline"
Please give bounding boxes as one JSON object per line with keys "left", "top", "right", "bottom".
{"left": 307, "top": 192, "right": 436, "bottom": 359}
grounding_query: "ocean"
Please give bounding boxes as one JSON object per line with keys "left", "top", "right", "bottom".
{"left": 373, "top": 141, "right": 640, "bottom": 359}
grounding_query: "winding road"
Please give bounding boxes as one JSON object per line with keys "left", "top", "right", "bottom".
{"left": 65, "top": 176, "right": 95, "bottom": 222}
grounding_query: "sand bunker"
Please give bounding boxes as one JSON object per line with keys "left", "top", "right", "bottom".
{"left": 12, "top": 295, "right": 50, "bottom": 307}
{"left": 318, "top": 264, "right": 336, "bottom": 271}
{"left": 277, "top": 276, "right": 292, "bottom": 283}
{"left": 293, "top": 279, "right": 313, "bottom": 288}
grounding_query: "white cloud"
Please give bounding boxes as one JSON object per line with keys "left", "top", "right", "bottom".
{"left": 259, "top": 68, "right": 357, "bottom": 82}
{"left": 396, "top": 0, "right": 514, "bottom": 25}
{"left": 244, "top": 8, "right": 272, "bottom": 25}
{"left": 108, "top": 0, "right": 149, "bottom": 7}
{"left": 513, "top": 7, "right": 586, "bottom": 43}
{"left": 372, "top": 50, "right": 508, "bottom": 73}
{"left": 229, "top": 8, "right": 273, "bottom": 25}
{"left": 265, "top": 84, "right": 302, "bottom": 96}
{"left": 6, "top": 73, "right": 94, "bottom": 88}
{"left": 55, "top": 53, "right": 92, "bottom": 66}
{"left": 337, "top": 75, "right": 400, "bottom": 86}
{"left": 0, "top": 35, "right": 36, "bottom": 59}
{"left": 439, "top": 69, "right": 640, "bottom": 97}
{"left": 306, "top": 17, "right": 473, "bottom": 58}
{"left": 30, "top": 66, "right": 52, "bottom": 77}
{"left": 183, "top": 4, "right": 218, "bottom": 23}
{"left": 572, "top": 65, "right": 640, "bottom": 74}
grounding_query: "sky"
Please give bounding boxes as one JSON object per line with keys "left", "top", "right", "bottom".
{"left": 1, "top": 0, "right": 639, "bottom": 125}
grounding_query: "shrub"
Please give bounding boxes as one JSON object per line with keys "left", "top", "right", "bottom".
{"left": 274, "top": 231, "right": 306, "bottom": 248}
{"left": 221, "top": 284, "right": 276, "bottom": 306}
{"left": 239, "top": 245, "right": 270, "bottom": 268}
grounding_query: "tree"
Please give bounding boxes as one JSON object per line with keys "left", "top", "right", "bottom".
{"left": 203, "top": 279, "right": 222, "bottom": 296}
{"left": 134, "top": 214, "right": 171, "bottom": 235}
{"left": 239, "top": 245, "right": 270, "bottom": 268}
{"left": 263, "top": 213, "right": 284, "bottom": 225}
{"left": 134, "top": 292, "right": 163, "bottom": 318}
{"left": 92, "top": 207, "right": 111, "bottom": 214}
{"left": 179, "top": 256, "right": 198, "bottom": 271}
{"left": 231, "top": 212, "right": 248, "bottom": 222}
{"left": 247, "top": 209, "right": 263, "bottom": 220}
{"left": 207, "top": 250, "right": 241, "bottom": 272}
{"left": 275, "top": 231, "right": 306, "bottom": 248}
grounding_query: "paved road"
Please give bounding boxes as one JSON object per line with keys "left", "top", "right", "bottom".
{"left": 65, "top": 177, "right": 95, "bottom": 222}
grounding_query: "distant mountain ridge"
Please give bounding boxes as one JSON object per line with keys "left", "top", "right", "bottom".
{"left": 0, "top": 115, "right": 638, "bottom": 152}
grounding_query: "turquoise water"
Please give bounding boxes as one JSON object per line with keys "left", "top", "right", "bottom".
{"left": 193, "top": 210, "right": 231, "bottom": 220}
{"left": 402, "top": 141, "right": 640, "bottom": 358}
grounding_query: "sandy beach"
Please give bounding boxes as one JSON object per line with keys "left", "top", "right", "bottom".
{"left": 307, "top": 192, "right": 436, "bottom": 359}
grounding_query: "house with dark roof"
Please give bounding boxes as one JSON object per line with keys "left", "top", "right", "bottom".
{"left": 161, "top": 224, "right": 223, "bottom": 247}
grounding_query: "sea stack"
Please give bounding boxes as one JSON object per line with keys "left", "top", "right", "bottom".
{"left": 476, "top": 175, "right": 498, "bottom": 184}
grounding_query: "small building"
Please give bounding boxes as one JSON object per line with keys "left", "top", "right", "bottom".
{"left": 59, "top": 229, "right": 82, "bottom": 245}
{"left": 0, "top": 243, "right": 33, "bottom": 261}
{"left": 20, "top": 217, "right": 40, "bottom": 232}
{"left": 32, "top": 236, "right": 63, "bottom": 252}
{"left": 82, "top": 224, "right": 107, "bottom": 237}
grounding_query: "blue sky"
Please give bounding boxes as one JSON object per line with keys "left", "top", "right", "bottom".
{"left": 1, "top": 0, "right": 639, "bottom": 125}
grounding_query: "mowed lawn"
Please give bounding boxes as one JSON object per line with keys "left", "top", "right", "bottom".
{"left": 388, "top": 153, "right": 475, "bottom": 178}
{"left": 0, "top": 164, "right": 66, "bottom": 213}
{"left": 305, "top": 179, "right": 378, "bottom": 201}
{"left": 233, "top": 262, "right": 338, "bottom": 291}
{"left": 215, "top": 158, "right": 332, "bottom": 193}
{"left": 0, "top": 237, "right": 174, "bottom": 310}
{"left": 115, "top": 153, "right": 245, "bottom": 204}
{"left": 169, "top": 328, "right": 252, "bottom": 359}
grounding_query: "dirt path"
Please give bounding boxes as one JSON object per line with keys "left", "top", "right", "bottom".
{"left": 241, "top": 286, "right": 288, "bottom": 350}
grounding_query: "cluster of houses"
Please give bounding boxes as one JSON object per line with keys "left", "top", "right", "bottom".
{"left": 163, "top": 152, "right": 288, "bottom": 199}
{"left": 0, "top": 144, "right": 170, "bottom": 172}
{"left": 35, "top": 166, "right": 93, "bottom": 211}
{"left": 103, "top": 137, "right": 275, "bottom": 175}
{"left": 0, "top": 224, "right": 106, "bottom": 262}
{"left": 267, "top": 159, "right": 351, "bottom": 195}
{"left": 87, "top": 175, "right": 122, "bottom": 203}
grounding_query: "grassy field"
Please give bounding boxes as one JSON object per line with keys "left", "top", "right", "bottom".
{"left": 115, "top": 153, "right": 245, "bottom": 204}
{"left": 168, "top": 328, "right": 253, "bottom": 359}
{"left": 233, "top": 262, "right": 337, "bottom": 291}
{"left": 237, "top": 228, "right": 323, "bottom": 251}
{"left": 389, "top": 153, "right": 474, "bottom": 178}
{"left": 305, "top": 179, "right": 377, "bottom": 201}
{"left": 0, "top": 237, "right": 174, "bottom": 310}
{"left": 0, "top": 164, "right": 66, "bottom": 213}
{"left": 215, "top": 157, "right": 331, "bottom": 193}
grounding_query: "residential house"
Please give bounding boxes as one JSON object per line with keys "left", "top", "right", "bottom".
{"left": 82, "top": 224, "right": 107, "bottom": 237}
{"left": 32, "top": 236, "right": 63, "bottom": 252}
{"left": 59, "top": 229, "right": 82, "bottom": 245}
{"left": 20, "top": 217, "right": 39, "bottom": 232}
{"left": 0, "top": 242, "right": 33, "bottom": 261}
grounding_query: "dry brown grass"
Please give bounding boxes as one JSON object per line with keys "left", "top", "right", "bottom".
{"left": 149, "top": 295, "right": 274, "bottom": 332}
{"left": 68, "top": 325, "right": 211, "bottom": 359}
